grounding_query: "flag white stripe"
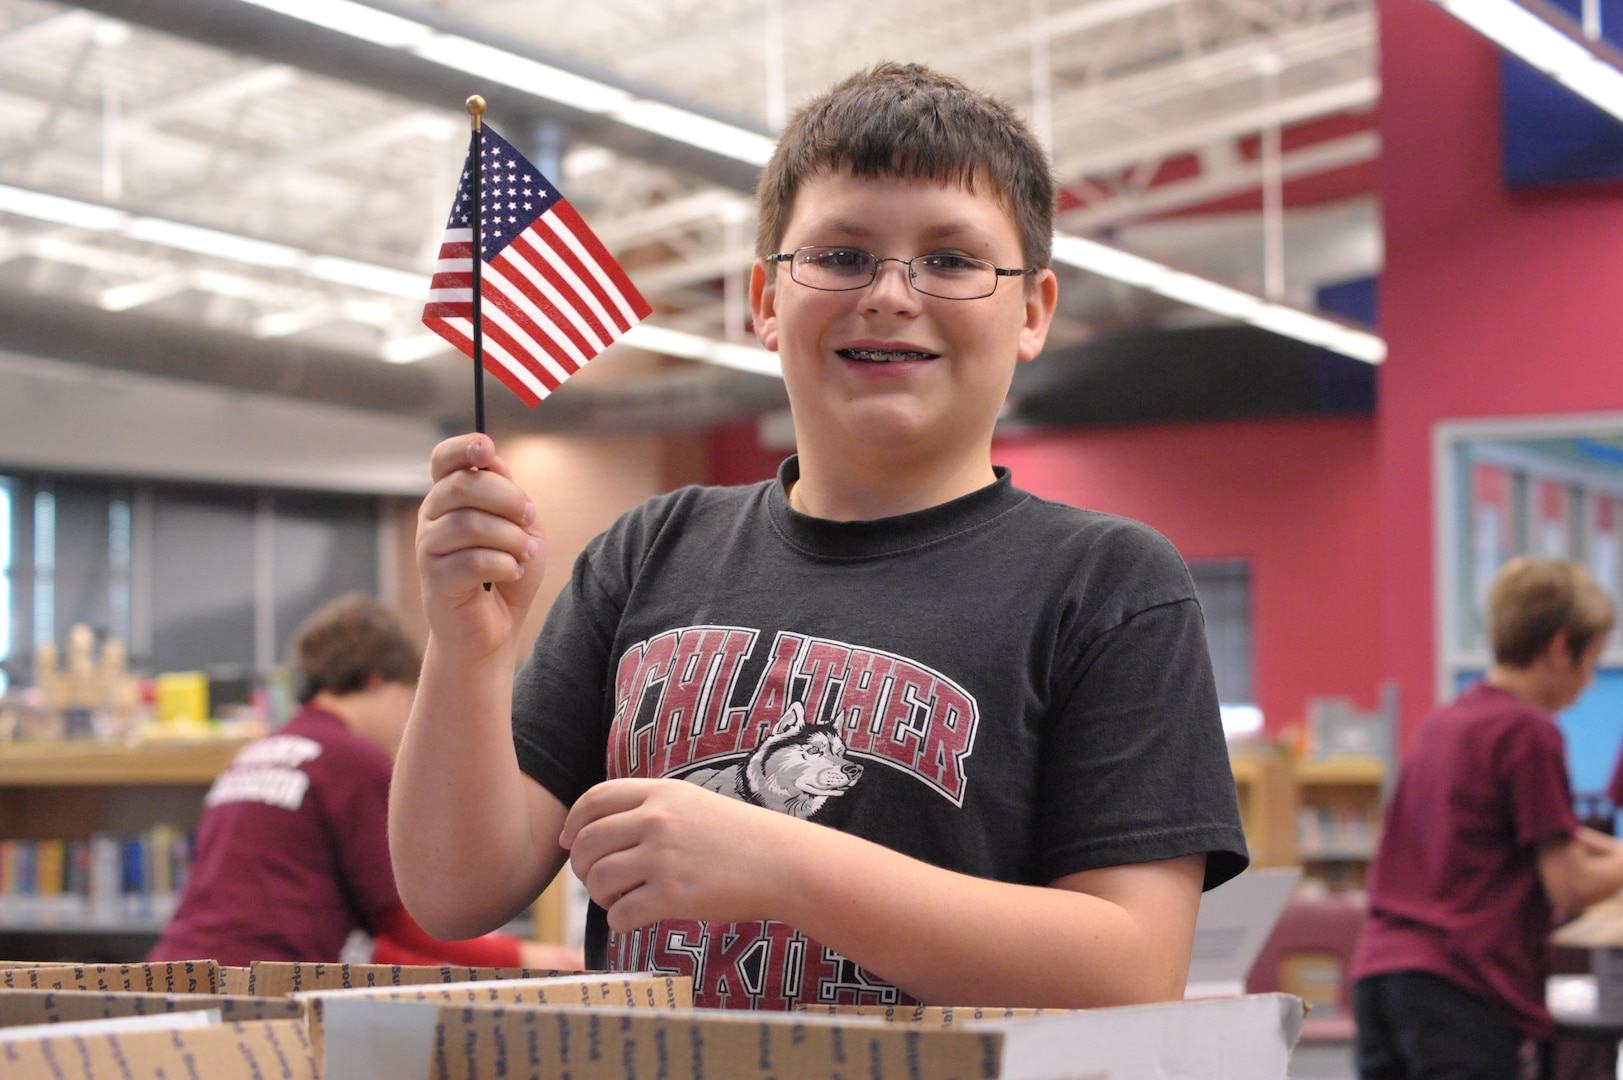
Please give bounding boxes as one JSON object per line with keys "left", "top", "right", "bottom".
{"left": 435, "top": 315, "right": 551, "bottom": 400}
{"left": 489, "top": 252, "right": 607, "bottom": 360}
{"left": 486, "top": 336, "right": 561, "bottom": 400}
{"left": 425, "top": 287, "right": 472, "bottom": 304}
{"left": 545, "top": 212, "right": 644, "bottom": 327}
{"left": 531, "top": 214, "right": 631, "bottom": 332}
{"left": 483, "top": 299, "right": 576, "bottom": 385}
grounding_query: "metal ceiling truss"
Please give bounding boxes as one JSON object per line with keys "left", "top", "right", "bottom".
{"left": 0, "top": 0, "right": 1382, "bottom": 428}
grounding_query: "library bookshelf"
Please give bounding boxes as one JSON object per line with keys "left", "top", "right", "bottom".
{"left": 1229, "top": 750, "right": 1387, "bottom": 886}
{"left": 0, "top": 738, "right": 245, "bottom": 962}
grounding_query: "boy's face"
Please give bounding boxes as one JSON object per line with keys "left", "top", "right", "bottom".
{"left": 750, "top": 170, "right": 1056, "bottom": 468}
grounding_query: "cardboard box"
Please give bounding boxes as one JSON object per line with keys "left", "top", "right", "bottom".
{"left": 0, "top": 988, "right": 306, "bottom": 1027}
{"left": 321, "top": 991, "right": 1303, "bottom": 1079}
{"left": 0, "top": 1017, "right": 316, "bottom": 1080}
{"left": 296, "top": 970, "right": 690, "bottom": 1067}
{"left": 0, "top": 960, "right": 219, "bottom": 993}
{"left": 243, "top": 959, "right": 586, "bottom": 996}
{"left": 1551, "top": 894, "right": 1623, "bottom": 1015}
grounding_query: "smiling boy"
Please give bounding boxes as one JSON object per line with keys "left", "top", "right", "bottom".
{"left": 393, "top": 62, "right": 1246, "bottom": 1010}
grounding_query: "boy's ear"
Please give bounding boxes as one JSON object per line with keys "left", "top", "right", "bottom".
{"left": 1016, "top": 269, "right": 1059, "bottom": 365}
{"left": 749, "top": 259, "right": 780, "bottom": 352}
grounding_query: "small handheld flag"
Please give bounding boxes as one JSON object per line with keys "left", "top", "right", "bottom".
{"left": 422, "top": 105, "right": 652, "bottom": 417}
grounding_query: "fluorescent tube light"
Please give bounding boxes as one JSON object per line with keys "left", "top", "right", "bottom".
{"left": 308, "top": 256, "right": 428, "bottom": 298}
{"left": 126, "top": 218, "right": 303, "bottom": 269}
{"left": 621, "top": 324, "right": 782, "bottom": 378}
{"left": 411, "top": 36, "right": 633, "bottom": 114}
{"left": 1431, "top": 0, "right": 1623, "bottom": 120}
{"left": 237, "top": 0, "right": 432, "bottom": 48}
{"left": 1049, "top": 233, "right": 1171, "bottom": 288}
{"left": 1153, "top": 273, "right": 1264, "bottom": 319}
{"left": 611, "top": 101, "right": 778, "bottom": 167}
{"left": 0, "top": 184, "right": 128, "bottom": 231}
{"left": 229, "top": 0, "right": 772, "bottom": 164}
{"left": 1050, "top": 229, "right": 1385, "bottom": 364}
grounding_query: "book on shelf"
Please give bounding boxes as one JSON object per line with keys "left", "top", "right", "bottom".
{"left": 0, "top": 826, "right": 192, "bottom": 928}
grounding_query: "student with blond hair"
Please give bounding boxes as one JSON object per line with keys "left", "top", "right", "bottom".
{"left": 1352, "top": 557, "right": 1623, "bottom": 1080}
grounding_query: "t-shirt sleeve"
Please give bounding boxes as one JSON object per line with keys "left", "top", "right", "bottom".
{"left": 512, "top": 505, "right": 651, "bottom": 806}
{"left": 1036, "top": 527, "right": 1249, "bottom": 891}
{"left": 1506, "top": 719, "right": 1579, "bottom": 848}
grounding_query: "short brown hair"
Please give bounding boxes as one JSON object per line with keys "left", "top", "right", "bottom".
{"left": 1488, "top": 557, "right": 1614, "bottom": 667}
{"left": 755, "top": 62, "right": 1054, "bottom": 273}
{"left": 291, "top": 593, "right": 421, "bottom": 704}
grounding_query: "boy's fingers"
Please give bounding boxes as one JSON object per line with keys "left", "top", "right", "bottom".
{"left": 419, "top": 468, "right": 536, "bottom": 534}
{"left": 429, "top": 433, "right": 516, "bottom": 483}
{"left": 559, "top": 779, "right": 658, "bottom": 847}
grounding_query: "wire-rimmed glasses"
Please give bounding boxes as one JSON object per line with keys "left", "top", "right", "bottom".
{"left": 765, "top": 245, "right": 1034, "bottom": 301}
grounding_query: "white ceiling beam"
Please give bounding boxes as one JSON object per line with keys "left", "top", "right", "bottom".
{"left": 1053, "top": 75, "right": 1378, "bottom": 184}
{"left": 0, "top": 10, "right": 98, "bottom": 59}
{"left": 1054, "top": 13, "right": 1373, "bottom": 120}
{"left": 1059, "top": 129, "right": 1379, "bottom": 231}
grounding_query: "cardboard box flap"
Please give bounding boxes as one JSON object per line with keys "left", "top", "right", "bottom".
{"left": 322, "top": 992, "right": 1301, "bottom": 1080}
{"left": 300, "top": 972, "right": 688, "bottom": 1070}
{"left": 0, "top": 960, "right": 219, "bottom": 994}
{"left": 326, "top": 999, "right": 1010, "bottom": 1080}
{"left": 0, "top": 988, "right": 305, "bottom": 1027}
{"left": 0, "top": 1009, "right": 218, "bottom": 1042}
{"left": 248, "top": 960, "right": 585, "bottom": 997}
{"left": 219, "top": 966, "right": 255, "bottom": 995}
{"left": 0, "top": 1017, "right": 316, "bottom": 1080}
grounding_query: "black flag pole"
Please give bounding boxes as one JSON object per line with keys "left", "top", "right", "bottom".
{"left": 467, "top": 95, "right": 493, "bottom": 592}
{"left": 466, "top": 94, "right": 487, "bottom": 436}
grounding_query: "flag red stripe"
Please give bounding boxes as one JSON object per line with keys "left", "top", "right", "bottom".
{"left": 534, "top": 213, "right": 635, "bottom": 335}
{"left": 486, "top": 247, "right": 605, "bottom": 360}
{"left": 427, "top": 311, "right": 557, "bottom": 405}
{"left": 550, "top": 199, "right": 652, "bottom": 320}
{"left": 482, "top": 326, "right": 561, "bottom": 401}
{"left": 480, "top": 277, "right": 587, "bottom": 379}
{"left": 501, "top": 235, "right": 616, "bottom": 347}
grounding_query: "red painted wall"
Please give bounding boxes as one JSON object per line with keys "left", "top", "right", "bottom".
{"left": 1376, "top": 0, "right": 1623, "bottom": 740}
{"left": 707, "top": 415, "right": 1382, "bottom": 738}
{"left": 992, "top": 420, "right": 1380, "bottom": 737}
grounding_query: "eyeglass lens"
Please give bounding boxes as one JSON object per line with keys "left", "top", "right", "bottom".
{"left": 791, "top": 247, "right": 998, "bottom": 300}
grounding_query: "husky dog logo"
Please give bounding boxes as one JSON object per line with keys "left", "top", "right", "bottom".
{"left": 685, "top": 702, "right": 864, "bottom": 819}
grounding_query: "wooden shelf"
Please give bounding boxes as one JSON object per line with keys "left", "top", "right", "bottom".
{"left": 0, "top": 739, "right": 246, "bottom": 787}
{"left": 1295, "top": 757, "right": 1387, "bottom": 786}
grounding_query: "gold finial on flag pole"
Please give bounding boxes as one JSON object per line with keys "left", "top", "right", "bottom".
{"left": 466, "top": 94, "right": 486, "bottom": 130}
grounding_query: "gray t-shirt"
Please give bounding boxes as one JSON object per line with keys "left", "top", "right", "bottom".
{"left": 514, "top": 458, "right": 1247, "bottom": 1008}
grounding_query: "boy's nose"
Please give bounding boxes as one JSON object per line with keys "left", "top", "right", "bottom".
{"left": 862, "top": 258, "right": 920, "bottom": 309}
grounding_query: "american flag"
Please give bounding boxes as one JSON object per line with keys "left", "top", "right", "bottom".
{"left": 422, "top": 125, "right": 651, "bottom": 406}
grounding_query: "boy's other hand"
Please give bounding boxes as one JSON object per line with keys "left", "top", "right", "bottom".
{"left": 417, "top": 433, "right": 546, "bottom": 657}
{"left": 560, "top": 778, "right": 798, "bottom": 934}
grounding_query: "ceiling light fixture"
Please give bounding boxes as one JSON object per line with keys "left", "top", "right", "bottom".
{"left": 1, "top": 180, "right": 1379, "bottom": 368}
{"left": 235, "top": 0, "right": 778, "bottom": 166}
{"left": 1428, "top": 0, "right": 1623, "bottom": 120}
{"left": 0, "top": 180, "right": 780, "bottom": 374}
{"left": 1050, "top": 232, "right": 1387, "bottom": 364}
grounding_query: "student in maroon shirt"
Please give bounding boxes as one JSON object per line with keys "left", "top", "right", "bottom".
{"left": 1352, "top": 557, "right": 1623, "bottom": 1080}
{"left": 152, "top": 594, "right": 579, "bottom": 969}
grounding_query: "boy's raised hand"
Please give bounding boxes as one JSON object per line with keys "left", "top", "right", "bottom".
{"left": 416, "top": 433, "right": 546, "bottom": 658}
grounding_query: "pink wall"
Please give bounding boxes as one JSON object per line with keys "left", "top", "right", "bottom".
{"left": 1376, "top": 0, "right": 1623, "bottom": 740}
{"left": 707, "top": 416, "right": 1382, "bottom": 738}
{"left": 992, "top": 420, "right": 1380, "bottom": 737}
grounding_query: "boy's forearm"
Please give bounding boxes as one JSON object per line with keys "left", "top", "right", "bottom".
{"left": 390, "top": 635, "right": 562, "bottom": 938}
{"left": 772, "top": 825, "right": 1200, "bottom": 1007}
